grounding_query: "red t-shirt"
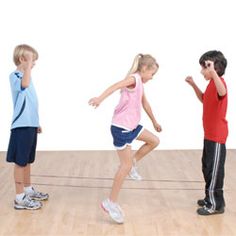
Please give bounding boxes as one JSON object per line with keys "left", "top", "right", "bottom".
{"left": 202, "top": 78, "right": 228, "bottom": 144}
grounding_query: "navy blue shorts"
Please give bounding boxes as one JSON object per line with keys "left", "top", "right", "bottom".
{"left": 110, "top": 125, "right": 143, "bottom": 150}
{"left": 6, "top": 127, "right": 38, "bottom": 167}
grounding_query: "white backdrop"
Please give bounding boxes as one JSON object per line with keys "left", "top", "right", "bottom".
{"left": 0, "top": 0, "right": 235, "bottom": 150}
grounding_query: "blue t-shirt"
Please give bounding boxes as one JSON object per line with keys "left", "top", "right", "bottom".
{"left": 9, "top": 70, "right": 39, "bottom": 129}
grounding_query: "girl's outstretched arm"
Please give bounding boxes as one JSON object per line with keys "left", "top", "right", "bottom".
{"left": 142, "top": 93, "right": 162, "bottom": 132}
{"left": 88, "top": 76, "right": 135, "bottom": 108}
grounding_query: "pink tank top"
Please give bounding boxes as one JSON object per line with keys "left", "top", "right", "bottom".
{"left": 112, "top": 73, "right": 143, "bottom": 130}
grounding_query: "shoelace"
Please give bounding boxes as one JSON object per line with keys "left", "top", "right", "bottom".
{"left": 24, "top": 196, "right": 38, "bottom": 207}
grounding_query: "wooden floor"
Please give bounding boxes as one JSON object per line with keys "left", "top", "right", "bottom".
{"left": 0, "top": 150, "right": 236, "bottom": 236}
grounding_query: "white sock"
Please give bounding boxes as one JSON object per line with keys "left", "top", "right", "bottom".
{"left": 24, "top": 186, "right": 34, "bottom": 194}
{"left": 16, "top": 193, "right": 25, "bottom": 202}
{"left": 109, "top": 198, "right": 117, "bottom": 206}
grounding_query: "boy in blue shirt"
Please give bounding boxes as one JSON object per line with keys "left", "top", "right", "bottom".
{"left": 7, "top": 44, "right": 49, "bottom": 210}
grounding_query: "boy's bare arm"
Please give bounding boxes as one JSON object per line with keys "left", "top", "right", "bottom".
{"left": 185, "top": 76, "right": 203, "bottom": 103}
{"left": 21, "top": 64, "right": 31, "bottom": 88}
{"left": 206, "top": 61, "right": 227, "bottom": 96}
{"left": 212, "top": 74, "right": 227, "bottom": 96}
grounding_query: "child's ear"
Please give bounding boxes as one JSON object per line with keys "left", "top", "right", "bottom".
{"left": 141, "top": 65, "right": 147, "bottom": 72}
{"left": 19, "top": 55, "right": 26, "bottom": 63}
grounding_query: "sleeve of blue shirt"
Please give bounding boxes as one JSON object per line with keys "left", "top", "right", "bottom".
{"left": 10, "top": 72, "right": 25, "bottom": 92}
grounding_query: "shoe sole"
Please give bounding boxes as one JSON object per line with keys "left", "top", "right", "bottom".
{"left": 14, "top": 205, "right": 42, "bottom": 210}
{"left": 197, "top": 208, "right": 225, "bottom": 216}
{"left": 128, "top": 175, "right": 142, "bottom": 181}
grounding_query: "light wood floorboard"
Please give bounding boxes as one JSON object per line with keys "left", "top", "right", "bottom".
{"left": 0, "top": 150, "right": 236, "bottom": 236}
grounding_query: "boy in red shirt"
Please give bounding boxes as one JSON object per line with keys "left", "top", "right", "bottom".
{"left": 185, "top": 50, "right": 228, "bottom": 215}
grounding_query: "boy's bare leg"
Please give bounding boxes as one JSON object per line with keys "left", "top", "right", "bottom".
{"left": 14, "top": 164, "right": 25, "bottom": 194}
{"left": 14, "top": 164, "right": 42, "bottom": 210}
{"left": 24, "top": 164, "right": 31, "bottom": 188}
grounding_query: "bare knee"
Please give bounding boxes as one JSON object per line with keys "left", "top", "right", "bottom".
{"left": 150, "top": 136, "right": 160, "bottom": 149}
{"left": 119, "top": 163, "right": 132, "bottom": 175}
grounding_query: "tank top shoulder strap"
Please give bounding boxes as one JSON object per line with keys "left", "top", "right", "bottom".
{"left": 130, "top": 73, "right": 142, "bottom": 87}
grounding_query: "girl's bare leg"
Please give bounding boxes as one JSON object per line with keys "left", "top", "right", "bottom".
{"left": 109, "top": 146, "right": 133, "bottom": 202}
{"left": 134, "top": 129, "right": 159, "bottom": 162}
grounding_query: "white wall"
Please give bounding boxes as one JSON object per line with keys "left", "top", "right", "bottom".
{"left": 0, "top": 0, "right": 235, "bottom": 150}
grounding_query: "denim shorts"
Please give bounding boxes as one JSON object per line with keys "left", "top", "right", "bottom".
{"left": 110, "top": 125, "right": 143, "bottom": 150}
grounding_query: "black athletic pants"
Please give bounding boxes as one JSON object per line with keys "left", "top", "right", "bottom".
{"left": 202, "top": 139, "right": 226, "bottom": 210}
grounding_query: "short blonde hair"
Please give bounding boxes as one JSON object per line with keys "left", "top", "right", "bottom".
{"left": 13, "top": 44, "right": 39, "bottom": 66}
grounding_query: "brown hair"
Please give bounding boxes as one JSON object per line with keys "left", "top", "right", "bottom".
{"left": 199, "top": 50, "right": 227, "bottom": 76}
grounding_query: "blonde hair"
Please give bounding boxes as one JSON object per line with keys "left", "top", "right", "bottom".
{"left": 13, "top": 44, "right": 38, "bottom": 66}
{"left": 127, "top": 53, "right": 159, "bottom": 76}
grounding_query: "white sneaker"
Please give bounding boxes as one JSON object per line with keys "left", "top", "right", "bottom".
{"left": 101, "top": 198, "right": 124, "bottom": 224}
{"left": 129, "top": 166, "right": 142, "bottom": 180}
{"left": 27, "top": 187, "right": 49, "bottom": 201}
{"left": 14, "top": 194, "right": 42, "bottom": 210}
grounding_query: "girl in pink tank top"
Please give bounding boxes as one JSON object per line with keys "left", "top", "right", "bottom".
{"left": 89, "top": 54, "right": 162, "bottom": 224}
{"left": 112, "top": 72, "right": 143, "bottom": 130}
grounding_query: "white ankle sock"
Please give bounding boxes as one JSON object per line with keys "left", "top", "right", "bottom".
{"left": 16, "top": 193, "right": 25, "bottom": 202}
{"left": 109, "top": 199, "right": 117, "bottom": 206}
{"left": 24, "top": 186, "right": 34, "bottom": 194}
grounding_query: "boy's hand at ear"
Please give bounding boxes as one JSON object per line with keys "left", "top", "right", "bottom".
{"left": 205, "top": 60, "right": 214, "bottom": 68}
{"left": 205, "top": 60, "right": 216, "bottom": 74}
